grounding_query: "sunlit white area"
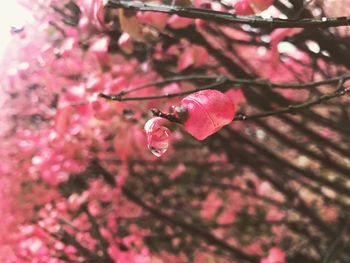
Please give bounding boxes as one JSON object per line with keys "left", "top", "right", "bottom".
{"left": 0, "top": 1, "right": 33, "bottom": 136}
{"left": 0, "top": 1, "right": 33, "bottom": 59}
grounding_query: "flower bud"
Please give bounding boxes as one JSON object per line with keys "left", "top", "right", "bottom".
{"left": 180, "top": 89, "right": 235, "bottom": 140}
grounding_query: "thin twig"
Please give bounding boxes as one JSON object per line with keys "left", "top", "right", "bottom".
{"left": 234, "top": 79, "right": 348, "bottom": 121}
{"left": 117, "top": 75, "right": 220, "bottom": 96}
{"left": 150, "top": 108, "right": 183, "bottom": 123}
{"left": 99, "top": 76, "right": 229, "bottom": 101}
{"left": 99, "top": 74, "right": 350, "bottom": 101}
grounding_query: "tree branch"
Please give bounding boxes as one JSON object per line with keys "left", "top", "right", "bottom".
{"left": 39, "top": 225, "right": 102, "bottom": 262}
{"left": 98, "top": 76, "right": 229, "bottom": 101}
{"left": 90, "top": 160, "right": 259, "bottom": 262}
{"left": 121, "top": 186, "right": 259, "bottom": 262}
{"left": 114, "top": 75, "right": 220, "bottom": 96}
{"left": 235, "top": 80, "right": 349, "bottom": 121}
{"left": 82, "top": 205, "right": 115, "bottom": 263}
{"left": 107, "top": 0, "right": 350, "bottom": 29}
{"left": 105, "top": 79, "right": 349, "bottom": 123}
{"left": 99, "top": 74, "right": 350, "bottom": 101}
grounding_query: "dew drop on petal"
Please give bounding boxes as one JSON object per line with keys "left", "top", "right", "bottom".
{"left": 147, "top": 126, "right": 170, "bottom": 157}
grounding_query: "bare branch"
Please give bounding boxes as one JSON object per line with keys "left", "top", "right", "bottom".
{"left": 235, "top": 79, "right": 349, "bottom": 121}
{"left": 99, "top": 74, "right": 350, "bottom": 101}
{"left": 107, "top": 0, "right": 350, "bottom": 29}
{"left": 98, "top": 76, "right": 229, "bottom": 101}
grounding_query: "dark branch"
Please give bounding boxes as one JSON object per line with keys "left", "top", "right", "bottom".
{"left": 98, "top": 76, "right": 229, "bottom": 101}
{"left": 99, "top": 74, "right": 350, "bottom": 101}
{"left": 121, "top": 186, "right": 259, "bottom": 262}
{"left": 102, "top": 79, "right": 349, "bottom": 122}
{"left": 235, "top": 80, "right": 349, "bottom": 121}
{"left": 90, "top": 160, "right": 259, "bottom": 262}
{"left": 107, "top": 0, "right": 350, "bottom": 29}
{"left": 150, "top": 108, "right": 183, "bottom": 123}
{"left": 82, "top": 205, "right": 115, "bottom": 263}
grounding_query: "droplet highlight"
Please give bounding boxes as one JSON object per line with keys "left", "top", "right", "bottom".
{"left": 144, "top": 117, "right": 171, "bottom": 157}
{"left": 147, "top": 126, "right": 170, "bottom": 157}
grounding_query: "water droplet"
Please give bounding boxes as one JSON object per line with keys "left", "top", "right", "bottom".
{"left": 147, "top": 126, "right": 170, "bottom": 157}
